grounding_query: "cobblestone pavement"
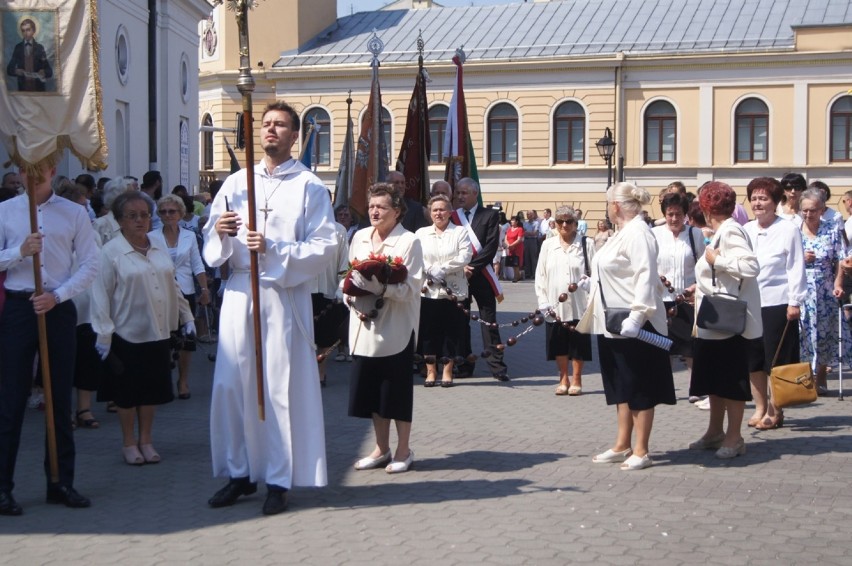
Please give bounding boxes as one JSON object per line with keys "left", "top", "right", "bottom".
{"left": 2, "top": 281, "right": 851, "bottom": 565}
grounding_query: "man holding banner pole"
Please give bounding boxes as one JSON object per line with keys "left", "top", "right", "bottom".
{"left": 0, "top": 165, "right": 99, "bottom": 515}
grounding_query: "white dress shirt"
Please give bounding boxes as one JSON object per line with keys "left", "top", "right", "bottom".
{"left": 346, "top": 223, "right": 423, "bottom": 357}
{"left": 652, "top": 224, "right": 706, "bottom": 299}
{"left": 91, "top": 233, "right": 193, "bottom": 344}
{"left": 310, "top": 222, "right": 349, "bottom": 298}
{"left": 743, "top": 216, "right": 807, "bottom": 307}
{"left": 576, "top": 216, "right": 667, "bottom": 337}
{"left": 92, "top": 212, "right": 121, "bottom": 246}
{"left": 415, "top": 223, "right": 471, "bottom": 300}
{"left": 148, "top": 228, "right": 206, "bottom": 295}
{"left": 535, "top": 235, "right": 594, "bottom": 322}
{"left": 0, "top": 193, "right": 99, "bottom": 303}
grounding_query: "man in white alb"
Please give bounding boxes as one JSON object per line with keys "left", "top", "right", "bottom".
{"left": 203, "top": 101, "right": 337, "bottom": 515}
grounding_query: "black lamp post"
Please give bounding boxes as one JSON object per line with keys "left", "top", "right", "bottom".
{"left": 595, "top": 127, "right": 616, "bottom": 189}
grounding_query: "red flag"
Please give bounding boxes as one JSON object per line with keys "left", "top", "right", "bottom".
{"left": 396, "top": 66, "right": 430, "bottom": 204}
{"left": 351, "top": 61, "right": 388, "bottom": 220}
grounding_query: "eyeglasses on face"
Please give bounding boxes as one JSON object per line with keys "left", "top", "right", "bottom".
{"left": 554, "top": 218, "right": 576, "bottom": 225}
{"left": 158, "top": 209, "right": 180, "bottom": 215}
{"left": 125, "top": 212, "right": 151, "bottom": 221}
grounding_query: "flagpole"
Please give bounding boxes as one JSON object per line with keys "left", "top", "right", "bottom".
{"left": 26, "top": 173, "right": 59, "bottom": 483}
{"left": 369, "top": 34, "right": 383, "bottom": 188}
{"left": 417, "top": 31, "right": 429, "bottom": 206}
{"left": 216, "top": 0, "right": 265, "bottom": 421}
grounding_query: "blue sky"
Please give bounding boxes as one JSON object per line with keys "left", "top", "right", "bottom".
{"left": 337, "top": 0, "right": 517, "bottom": 17}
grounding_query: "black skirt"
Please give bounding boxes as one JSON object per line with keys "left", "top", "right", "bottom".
{"left": 74, "top": 323, "right": 106, "bottom": 391}
{"left": 545, "top": 321, "right": 592, "bottom": 361}
{"left": 312, "top": 293, "right": 348, "bottom": 348}
{"left": 691, "top": 335, "right": 753, "bottom": 401}
{"left": 101, "top": 334, "right": 174, "bottom": 408}
{"left": 664, "top": 301, "right": 695, "bottom": 358}
{"left": 758, "top": 304, "right": 799, "bottom": 372}
{"left": 597, "top": 325, "right": 677, "bottom": 410}
{"left": 349, "top": 332, "right": 414, "bottom": 422}
{"left": 419, "top": 297, "right": 465, "bottom": 358}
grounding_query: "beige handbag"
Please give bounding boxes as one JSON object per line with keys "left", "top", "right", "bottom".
{"left": 768, "top": 321, "right": 817, "bottom": 409}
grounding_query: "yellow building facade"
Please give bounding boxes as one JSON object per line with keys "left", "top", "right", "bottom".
{"left": 199, "top": 1, "right": 852, "bottom": 224}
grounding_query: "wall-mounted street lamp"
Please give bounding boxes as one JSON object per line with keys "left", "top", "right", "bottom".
{"left": 595, "top": 127, "right": 616, "bottom": 190}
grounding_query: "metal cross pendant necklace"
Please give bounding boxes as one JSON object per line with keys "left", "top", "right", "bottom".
{"left": 259, "top": 175, "right": 286, "bottom": 232}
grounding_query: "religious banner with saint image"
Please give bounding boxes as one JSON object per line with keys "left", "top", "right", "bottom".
{"left": 0, "top": 0, "right": 107, "bottom": 174}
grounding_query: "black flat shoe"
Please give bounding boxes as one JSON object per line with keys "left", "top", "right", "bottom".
{"left": 46, "top": 484, "right": 90, "bottom": 508}
{"left": 208, "top": 478, "right": 257, "bottom": 508}
{"left": 0, "top": 490, "right": 22, "bottom": 516}
{"left": 493, "top": 373, "right": 510, "bottom": 382}
{"left": 423, "top": 380, "right": 436, "bottom": 388}
{"left": 440, "top": 380, "right": 454, "bottom": 388}
{"left": 262, "top": 488, "right": 289, "bottom": 515}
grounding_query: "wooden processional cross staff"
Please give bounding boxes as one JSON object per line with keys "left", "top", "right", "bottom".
{"left": 214, "top": 0, "right": 266, "bottom": 420}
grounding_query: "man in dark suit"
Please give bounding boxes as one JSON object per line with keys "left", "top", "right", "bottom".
{"left": 6, "top": 18, "right": 53, "bottom": 93}
{"left": 388, "top": 171, "right": 428, "bottom": 233}
{"left": 453, "top": 178, "right": 508, "bottom": 380}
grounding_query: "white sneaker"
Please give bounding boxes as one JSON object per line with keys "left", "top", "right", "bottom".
{"left": 696, "top": 398, "right": 711, "bottom": 410}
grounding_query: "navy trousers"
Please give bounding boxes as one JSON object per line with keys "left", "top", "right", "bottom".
{"left": 0, "top": 296, "right": 77, "bottom": 492}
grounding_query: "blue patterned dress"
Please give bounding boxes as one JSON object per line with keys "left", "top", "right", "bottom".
{"left": 800, "top": 220, "right": 852, "bottom": 366}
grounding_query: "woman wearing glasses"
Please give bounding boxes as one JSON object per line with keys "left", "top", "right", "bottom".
{"left": 778, "top": 173, "right": 806, "bottom": 225}
{"left": 92, "top": 192, "right": 194, "bottom": 465}
{"left": 535, "top": 206, "right": 594, "bottom": 396}
{"left": 149, "top": 194, "right": 210, "bottom": 399}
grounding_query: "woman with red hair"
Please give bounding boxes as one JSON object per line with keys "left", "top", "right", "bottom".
{"left": 689, "top": 182, "right": 762, "bottom": 459}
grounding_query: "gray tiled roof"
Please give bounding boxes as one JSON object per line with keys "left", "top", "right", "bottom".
{"left": 274, "top": 0, "right": 852, "bottom": 68}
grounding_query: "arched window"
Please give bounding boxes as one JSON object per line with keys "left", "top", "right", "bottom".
{"left": 429, "top": 104, "right": 449, "bottom": 163}
{"left": 644, "top": 101, "right": 676, "bottom": 163}
{"left": 202, "top": 114, "right": 214, "bottom": 171}
{"left": 303, "top": 107, "right": 330, "bottom": 166}
{"left": 553, "top": 101, "right": 585, "bottom": 163}
{"left": 830, "top": 95, "right": 852, "bottom": 162}
{"left": 735, "top": 98, "right": 768, "bottom": 163}
{"left": 361, "top": 107, "right": 392, "bottom": 164}
{"left": 488, "top": 103, "right": 518, "bottom": 164}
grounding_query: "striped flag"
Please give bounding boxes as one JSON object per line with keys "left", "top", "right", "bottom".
{"left": 443, "top": 50, "right": 482, "bottom": 206}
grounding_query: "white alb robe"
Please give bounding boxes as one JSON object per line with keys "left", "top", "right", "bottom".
{"left": 203, "top": 158, "right": 336, "bottom": 488}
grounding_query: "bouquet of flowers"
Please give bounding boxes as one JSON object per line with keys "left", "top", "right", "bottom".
{"left": 342, "top": 252, "right": 408, "bottom": 297}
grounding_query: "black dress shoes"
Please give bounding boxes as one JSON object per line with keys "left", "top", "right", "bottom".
{"left": 46, "top": 484, "right": 91, "bottom": 508}
{"left": 208, "top": 477, "right": 257, "bottom": 508}
{"left": 262, "top": 486, "right": 289, "bottom": 516}
{"left": 493, "top": 372, "right": 510, "bottom": 382}
{"left": 0, "top": 490, "right": 23, "bottom": 516}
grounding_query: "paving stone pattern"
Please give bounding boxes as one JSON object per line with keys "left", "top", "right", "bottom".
{"left": 2, "top": 282, "right": 851, "bottom": 565}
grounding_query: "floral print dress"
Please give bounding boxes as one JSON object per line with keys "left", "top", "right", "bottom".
{"left": 800, "top": 220, "right": 852, "bottom": 367}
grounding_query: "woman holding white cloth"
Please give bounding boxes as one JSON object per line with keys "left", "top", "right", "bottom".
{"left": 415, "top": 195, "right": 471, "bottom": 387}
{"left": 576, "top": 182, "right": 675, "bottom": 471}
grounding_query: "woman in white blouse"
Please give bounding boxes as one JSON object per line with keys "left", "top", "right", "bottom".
{"left": 576, "top": 183, "right": 675, "bottom": 471}
{"left": 346, "top": 184, "right": 423, "bottom": 474}
{"left": 415, "top": 195, "right": 472, "bottom": 387}
{"left": 652, "top": 193, "right": 705, "bottom": 379}
{"left": 149, "top": 194, "right": 210, "bottom": 400}
{"left": 743, "top": 177, "right": 807, "bottom": 430}
{"left": 535, "top": 205, "right": 594, "bottom": 396}
{"left": 690, "top": 182, "right": 761, "bottom": 459}
{"left": 92, "top": 192, "right": 194, "bottom": 466}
